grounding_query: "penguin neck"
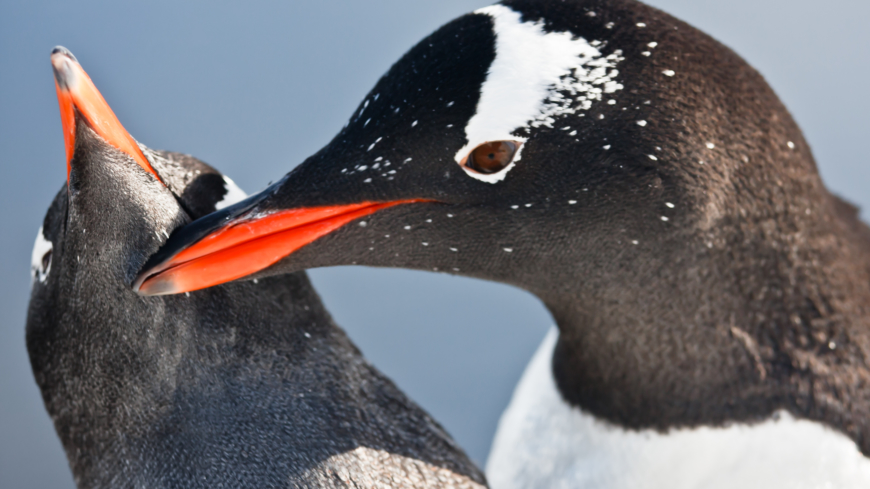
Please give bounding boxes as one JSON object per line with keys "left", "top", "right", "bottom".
{"left": 534, "top": 194, "right": 870, "bottom": 452}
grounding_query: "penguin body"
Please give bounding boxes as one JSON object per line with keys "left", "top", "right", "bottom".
{"left": 26, "top": 48, "right": 486, "bottom": 489}
{"left": 487, "top": 328, "right": 870, "bottom": 489}
{"left": 137, "top": 1, "right": 870, "bottom": 486}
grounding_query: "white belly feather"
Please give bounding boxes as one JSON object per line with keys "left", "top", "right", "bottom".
{"left": 486, "top": 327, "right": 870, "bottom": 489}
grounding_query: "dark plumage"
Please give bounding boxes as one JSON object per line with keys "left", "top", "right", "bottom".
{"left": 26, "top": 48, "right": 486, "bottom": 489}
{"left": 136, "top": 0, "right": 870, "bottom": 483}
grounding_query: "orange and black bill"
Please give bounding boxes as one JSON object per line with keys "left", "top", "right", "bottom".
{"left": 51, "top": 46, "right": 161, "bottom": 183}
{"left": 133, "top": 197, "right": 424, "bottom": 295}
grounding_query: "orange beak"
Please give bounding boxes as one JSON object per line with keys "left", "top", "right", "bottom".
{"left": 51, "top": 46, "right": 161, "bottom": 183}
{"left": 133, "top": 199, "right": 424, "bottom": 295}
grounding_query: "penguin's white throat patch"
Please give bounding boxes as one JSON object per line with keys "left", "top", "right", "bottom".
{"left": 456, "top": 4, "right": 624, "bottom": 184}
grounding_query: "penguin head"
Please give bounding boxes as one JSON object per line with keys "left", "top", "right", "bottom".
{"left": 136, "top": 0, "right": 815, "bottom": 297}
{"left": 26, "top": 47, "right": 246, "bottom": 393}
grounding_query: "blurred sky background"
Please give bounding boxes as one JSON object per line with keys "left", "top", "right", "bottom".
{"left": 2, "top": 1, "right": 870, "bottom": 487}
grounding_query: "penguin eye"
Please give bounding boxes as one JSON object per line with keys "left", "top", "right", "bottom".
{"left": 42, "top": 249, "right": 52, "bottom": 272}
{"left": 462, "top": 141, "right": 521, "bottom": 174}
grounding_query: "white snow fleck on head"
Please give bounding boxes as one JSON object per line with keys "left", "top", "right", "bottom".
{"left": 31, "top": 226, "right": 52, "bottom": 284}
{"left": 648, "top": 155, "right": 658, "bottom": 161}
{"left": 636, "top": 23, "right": 646, "bottom": 28}
{"left": 706, "top": 142, "right": 716, "bottom": 149}
{"left": 215, "top": 175, "right": 248, "bottom": 210}
{"left": 637, "top": 120, "right": 647, "bottom": 127}
{"left": 457, "top": 4, "right": 626, "bottom": 184}
{"left": 787, "top": 141, "right": 795, "bottom": 149}
{"left": 662, "top": 70, "right": 675, "bottom": 77}
{"left": 641, "top": 51, "right": 651, "bottom": 57}
{"left": 647, "top": 42, "right": 658, "bottom": 48}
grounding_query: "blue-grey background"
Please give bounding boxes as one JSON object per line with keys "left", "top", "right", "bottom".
{"left": 2, "top": 1, "right": 868, "bottom": 487}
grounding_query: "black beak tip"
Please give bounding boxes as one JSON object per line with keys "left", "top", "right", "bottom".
{"left": 50, "top": 46, "right": 78, "bottom": 88}
{"left": 51, "top": 46, "right": 77, "bottom": 61}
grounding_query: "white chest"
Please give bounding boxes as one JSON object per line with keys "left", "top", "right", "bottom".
{"left": 486, "top": 328, "right": 870, "bottom": 489}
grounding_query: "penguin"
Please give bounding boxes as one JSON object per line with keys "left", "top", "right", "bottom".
{"left": 135, "top": 1, "right": 870, "bottom": 486}
{"left": 26, "top": 46, "right": 487, "bottom": 489}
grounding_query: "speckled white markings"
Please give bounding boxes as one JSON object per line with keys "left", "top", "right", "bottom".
{"left": 214, "top": 175, "right": 248, "bottom": 210}
{"left": 787, "top": 141, "right": 795, "bottom": 149}
{"left": 706, "top": 142, "right": 716, "bottom": 149}
{"left": 637, "top": 120, "right": 647, "bottom": 126}
{"left": 31, "top": 226, "right": 52, "bottom": 284}
{"left": 662, "top": 69, "right": 675, "bottom": 77}
{"left": 648, "top": 42, "right": 658, "bottom": 48}
{"left": 367, "top": 137, "right": 383, "bottom": 151}
{"left": 458, "top": 4, "right": 625, "bottom": 184}
{"left": 648, "top": 155, "right": 658, "bottom": 161}
{"left": 487, "top": 327, "right": 870, "bottom": 489}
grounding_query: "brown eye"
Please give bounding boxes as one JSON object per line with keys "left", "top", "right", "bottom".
{"left": 464, "top": 141, "right": 520, "bottom": 174}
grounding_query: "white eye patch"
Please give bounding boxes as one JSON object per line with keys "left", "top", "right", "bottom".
{"left": 31, "top": 226, "right": 53, "bottom": 284}
{"left": 457, "top": 4, "right": 625, "bottom": 183}
{"left": 215, "top": 175, "right": 248, "bottom": 210}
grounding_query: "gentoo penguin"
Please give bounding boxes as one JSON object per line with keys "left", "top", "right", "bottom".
{"left": 136, "top": 1, "right": 870, "bottom": 486}
{"left": 26, "top": 47, "right": 487, "bottom": 489}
